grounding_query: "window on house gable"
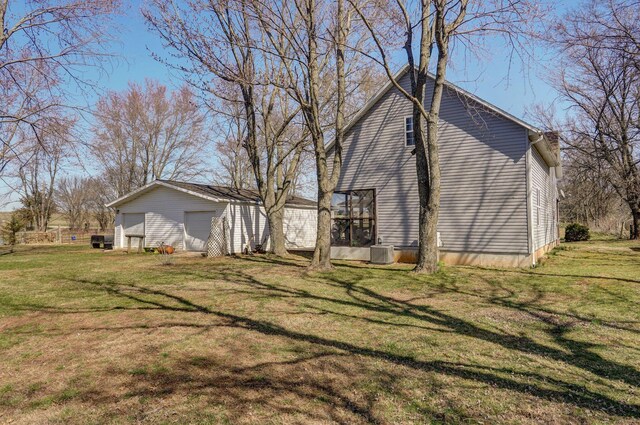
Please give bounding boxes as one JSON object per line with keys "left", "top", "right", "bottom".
{"left": 405, "top": 116, "right": 414, "bottom": 146}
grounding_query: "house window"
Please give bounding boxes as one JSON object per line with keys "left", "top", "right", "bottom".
{"left": 331, "top": 190, "right": 376, "bottom": 247}
{"left": 405, "top": 116, "right": 414, "bottom": 146}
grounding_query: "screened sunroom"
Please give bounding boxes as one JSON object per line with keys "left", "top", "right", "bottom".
{"left": 330, "top": 189, "right": 376, "bottom": 247}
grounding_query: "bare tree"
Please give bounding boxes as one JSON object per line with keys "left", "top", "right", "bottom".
{"left": 144, "top": 0, "right": 310, "bottom": 256}
{"left": 92, "top": 80, "right": 209, "bottom": 197}
{"left": 552, "top": 0, "right": 640, "bottom": 67}
{"left": 350, "top": 0, "right": 544, "bottom": 272}
{"left": 16, "top": 116, "right": 74, "bottom": 231}
{"left": 560, "top": 158, "right": 628, "bottom": 233}
{"left": 0, "top": 60, "right": 55, "bottom": 175}
{"left": 245, "top": 0, "right": 375, "bottom": 268}
{"left": 0, "top": 0, "right": 119, "bottom": 175}
{"left": 56, "top": 175, "right": 115, "bottom": 231}
{"left": 56, "top": 176, "right": 92, "bottom": 229}
{"left": 87, "top": 177, "right": 116, "bottom": 231}
{"left": 547, "top": 0, "right": 640, "bottom": 238}
{"left": 211, "top": 106, "right": 255, "bottom": 191}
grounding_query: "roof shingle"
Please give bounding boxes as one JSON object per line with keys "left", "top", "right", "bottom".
{"left": 157, "top": 180, "right": 316, "bottom": 207}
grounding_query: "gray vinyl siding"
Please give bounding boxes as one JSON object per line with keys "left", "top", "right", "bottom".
{"left": 530, "top": 145, "right": 559, "bottom": 250}
{"left": 336, "top": 73, "right": 530, "bottom": 254}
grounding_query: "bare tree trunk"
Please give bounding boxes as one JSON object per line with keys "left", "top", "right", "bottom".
{"left": 266, "top": 206, "right": 288, "bottom": 256}
{"left": 415, "top": 116, "right": 442, "bottom": 272}
{"left": 414, "top": 3, "right": 451, "bottom": 273}
{"left": 311, "top": 190, "right": 333, "bottom": 268}
{"left": 307, "top": 0, "right": 346, "bottom": 270}
{"left": 631, "top": 207, "right": 640, "bottom": 240}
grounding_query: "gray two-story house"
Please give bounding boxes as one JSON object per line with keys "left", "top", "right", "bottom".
{"left": 329, "top": 65, "right": 561, "bottom": 267}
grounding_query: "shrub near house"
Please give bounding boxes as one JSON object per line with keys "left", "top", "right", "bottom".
{"left": 565, "top": 223, "right": 590, "bottom": 242}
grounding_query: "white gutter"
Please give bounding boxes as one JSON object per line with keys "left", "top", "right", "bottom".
{"left": 528, "top": 130, "right": 561, "bottom": 171}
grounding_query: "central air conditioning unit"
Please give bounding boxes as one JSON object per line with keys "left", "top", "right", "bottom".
{"left": 370, "top": 245, "right": 394, "bottom": 264}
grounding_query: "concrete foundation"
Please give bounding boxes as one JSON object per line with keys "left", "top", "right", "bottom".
{"left": 331, "top": 240, "right": 561, "bottom": 268}
{"left": 532, "top": 239, "right": 560, "bottom": 264}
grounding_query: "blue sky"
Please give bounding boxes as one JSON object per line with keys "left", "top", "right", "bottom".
{"left": 104, "top": 2, "right": 564, "bottom": 120}
{"left": 0, "top": 1, "right": 567, "bottom": 210}
{"left": 101, "top": 4, "right": 174, "bottom": 92}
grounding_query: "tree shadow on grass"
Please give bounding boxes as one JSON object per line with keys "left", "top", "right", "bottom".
{"left": 160, "top": 262, "right": 640, "bottom": 388}
{"left": 320, "top": 269, "right": 640, "bottom": 388}
{"left": 473, "top": 266, "right": 640, "bottom": 285}
{"left": 334, "top": 260, "right": 640, "bottom": 285}
{"left": 72, "top": 349, "right": 387, "bottom": 424}
{"left": 122, "top": 352, "right": 387, "bottom": 425}
{"left": 65, "top": 274, "right": 640, "bottom": 419}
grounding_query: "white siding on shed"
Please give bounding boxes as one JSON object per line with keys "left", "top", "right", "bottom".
{"left": 114, "top": 213, "right": 122, "bottom": 247}
{"left": 114, "top": 186, "right": 227, "bottom": 250}
{"left": 284, "top": 207, "right": 318, "bottom": 249}
{"left": 227, "top": 203, "right": 269, "bottom": 254}
{"left": 226, "top": 204, "right": 317, "bottom": 253}
{"left": 112, "top": 183, "right": 317, "bottom": 253}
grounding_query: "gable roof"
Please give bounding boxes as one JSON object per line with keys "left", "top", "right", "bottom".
{"left": 329, "top": 64, "right": 561, "bottom": 169}
{"left": 106, "top": 179, "right": 316, "bottom": 208}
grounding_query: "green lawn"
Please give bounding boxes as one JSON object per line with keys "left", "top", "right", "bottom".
{"left": 0, "top": 239, "right": 639, "bottom": 424}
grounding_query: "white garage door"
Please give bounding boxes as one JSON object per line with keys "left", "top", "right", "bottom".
{"left": 184, "top": 211, "right": 217, "bottom": 251}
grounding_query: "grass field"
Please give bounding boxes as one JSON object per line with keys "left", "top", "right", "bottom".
{"left": 0, "top": 212, "right": 70, "bottom": 228}
{"left": 1, "top": 238, "right": 639, "bottom": 424}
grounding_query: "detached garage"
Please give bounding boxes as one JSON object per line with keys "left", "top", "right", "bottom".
{"left": 107, "top": 180, "right": 317, "bottom": 253}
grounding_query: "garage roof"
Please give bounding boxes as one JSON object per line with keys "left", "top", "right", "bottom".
{"left": 106, "top": 179, "right": 317, "bottom": 208}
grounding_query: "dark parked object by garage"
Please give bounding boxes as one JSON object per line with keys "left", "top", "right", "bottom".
{"left": 91, "top": 235, "right": 113, "bottom": 249}
{"left": 91, "top": 235, "right": 104, "bottom": 248}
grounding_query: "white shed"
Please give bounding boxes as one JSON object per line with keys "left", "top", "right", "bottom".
{"left": 106, "top": 180, "right": 317, "bottom": 253}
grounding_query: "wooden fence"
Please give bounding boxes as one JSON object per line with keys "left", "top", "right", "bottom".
{"left": 13, "top": 228, "right": 114, "bottom": 245}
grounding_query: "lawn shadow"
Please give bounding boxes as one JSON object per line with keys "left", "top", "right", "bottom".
{"left": 319, "top": 269, "right": 640, "bottom": 391}
{"left": 109, "top": 352, "right": 386, "bottom": 424}
{"left": 473, "top": 266, "right": 640, "bottom": 285}
{"left": 64, "top": 272, "right": 640, "bottom": 419}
